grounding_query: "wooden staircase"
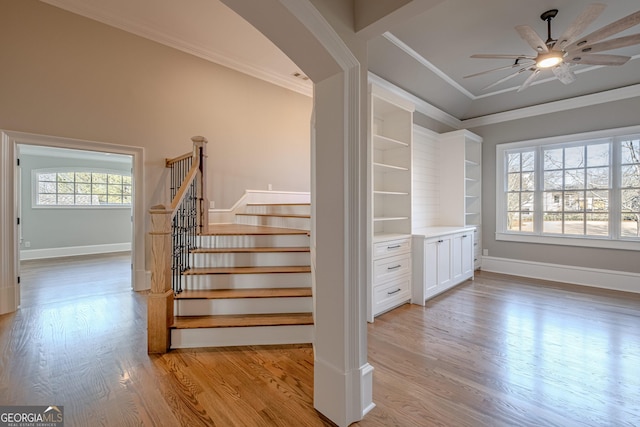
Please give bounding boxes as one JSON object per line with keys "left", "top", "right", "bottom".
{"left": 170, "top": 206, "right": 314, "bottom": 349}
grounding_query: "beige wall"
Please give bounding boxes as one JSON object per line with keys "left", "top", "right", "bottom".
{"left": 0, "top": 0, "right": 312, "bottom": 211}
{"left": 470, "top": 96, "right": 640, "bottom": 274}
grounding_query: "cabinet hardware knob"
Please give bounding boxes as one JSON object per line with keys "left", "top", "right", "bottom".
{"left": 462, "top": 235, "right": 468, "bottom": 238}
{"left": 437, "top": 239, "right": 444, "bottom": 243}
{"left": 387, "top": 265, "right": 402, "bottom": 270}
{"left": 387, "top": 245, "right": 401, "bottom": 249}
{"left": 387, "top": 288, "right": 401, "bottom": 295}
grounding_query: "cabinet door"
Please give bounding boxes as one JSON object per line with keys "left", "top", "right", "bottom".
{"left": 423, "top": 240, "right": 438, "bottom": 298}
{"left": 451, "top": 234, "right": 463, "bottom": 282}
{"left": 436, "top": 238, "right": 452, "bottom": 288}
{"left": 461, "top": 232, "right": 474, "bottom": 277}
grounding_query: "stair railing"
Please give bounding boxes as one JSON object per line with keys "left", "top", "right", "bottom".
{"left": 148, "top": 136, "right": 208, "bottom": 353}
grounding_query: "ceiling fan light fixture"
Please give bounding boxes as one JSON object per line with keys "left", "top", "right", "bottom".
{"left": 536, "top": 51, "right": 563, "bottom": 68}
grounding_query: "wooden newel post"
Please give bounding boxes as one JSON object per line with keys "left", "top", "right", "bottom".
{"left": 191, "top": 135, "right": 209, "bottom": 235}
{"left": 148, "top": 205, "right": 174, "bottom": 353}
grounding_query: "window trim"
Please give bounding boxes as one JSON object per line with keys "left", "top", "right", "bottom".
{"left": 32, "top": 167, "right": 133, "bottom": 209}
{"left": 496, "top": 125, "right": 640, "bottom": 251}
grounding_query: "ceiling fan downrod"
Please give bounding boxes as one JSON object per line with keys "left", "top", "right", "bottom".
{"left": 540, "top": 9, "right": 559, "bottom": 47}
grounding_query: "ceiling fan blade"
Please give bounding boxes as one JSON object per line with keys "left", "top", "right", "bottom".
{"left": 464, "top": 61, "right": 535, "bottom": 79}
{"left": 567, "top": 33, "right": 640, "bottom": 55}
{"left": 471, "top": 54, "right": 535, "bottom": 60}
{"left": 552, "top": 63, "right": 576, "bottom": 84}
{"left": 482, "top": 68, "right": 529, "bottom": 90}
{"left": 565, "top": 53, "right": 630, "bottom": 65}
{"left": 517, "top": 69, "right": 542, "bottom": 92}
{"left": 515, "top": 25, "right": 548, "bottom": 53}
{"left": 564, "top": 10, "right": 640, "bottom": 53}
{"left": 553, "top": 3, "right": 607, "bottom": 51}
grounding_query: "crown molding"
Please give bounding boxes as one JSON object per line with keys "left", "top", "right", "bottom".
{"left": 41, "top": 0, "right": 312, "bottom": 97}
{"left": 462, "top": 83, "right": 640, "bottom": 128}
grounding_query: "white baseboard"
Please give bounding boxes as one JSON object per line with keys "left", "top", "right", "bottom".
{"left": 481, "top": 256, "right": 640, "bottom": 294}
{"left": 20, "top": 242, "right": 131, "bottom": 261}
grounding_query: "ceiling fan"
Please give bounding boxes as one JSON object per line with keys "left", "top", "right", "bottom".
{"left": 466, "top": 4, "right": 640, "bottom": 92}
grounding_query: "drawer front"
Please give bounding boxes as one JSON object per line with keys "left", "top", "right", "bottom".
{"left": 373, "top": 237, "right": 411, "bottom": 258}
{"left": 373, "top": 253, "right": 411, "bottom": 285}
{"left": 373, "top": 275, "right": 411, "bottom": 315}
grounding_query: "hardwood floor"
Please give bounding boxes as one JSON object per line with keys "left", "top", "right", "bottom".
{"left": 2, "top": 256, "right": 639, "bottom": 426}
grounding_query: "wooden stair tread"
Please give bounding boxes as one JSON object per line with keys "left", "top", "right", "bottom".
{"left": 183, "top": 265, "right": 311, "bottom": 275}
{"left": 191, "top": 246, "right": 310, "bottom": 254}
{"left": 237, "top": 213, "right": 311, "bottom": 219}
{"left": 175, "top": 288, "right": 312, "bottom": 299}
{"left": 172, "top": 312, "right": 314, "bottom": 329}
{"left": 203, "top": 224, "right": 308, "bottom": 236}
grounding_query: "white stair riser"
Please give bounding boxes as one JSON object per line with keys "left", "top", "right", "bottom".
{"left": 235, "top": 215, "right": 310, "bottom": 230}
{"left": 181, "top": 272, "right": 311, "bottom": 290}
{"left": 171, "top": 324, "right": 314, "bottom": 348}
{"left": 245, "top": 205, "right": 310, "bottom": 215}
{"left": 198, "top": 234, "right": 309, "bottom": 248}
{"left": 175, "top": 297, "right": 312, "bottom": 316}
{"left": 191, "top": 252, "right": 310, "bottom": 268}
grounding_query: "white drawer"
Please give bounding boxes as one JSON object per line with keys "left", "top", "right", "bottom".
{"left": 373, "top": 253, "right": 411, "bottom": 285}
{"left": 373, "top": 275, "right": 411, "bottom": 315}
{"left": 373, "top": 237, "right": 411, "bottom": 258}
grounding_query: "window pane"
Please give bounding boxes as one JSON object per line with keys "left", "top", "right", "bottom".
{"left": 544, "top": 192, "right": 562, "bottom": 211}
{"left": 108, "top": 174, "right": 122, "bottom": 185}
{"left": 588, "top": 190, "right": 608, "bottom": 212}
{"left": 565, "top": 146, "right": 585, "bottom": 169}
{"left": 544, "top": 171, "right": 562, "bottom": 190}
{"left": 38, "top": 194, "right": 56, "bottom": 205}
{"left": 507, "top": 193, "right": 520, "bottom": 211}
{"left": 123, "top": 185, "right": 132, "bottom": 196}
{"left": 621, "top": 189, "right": 640, "bottom": 212}
{"left": 521, "top": 151, "right": 535, "bottom": 171}
{"left": 107, "top": 195, "right": 122, "bottom": 204}
{"left": 521, "top": 192, "right": 534, "bottom": 212}
{"left": 76, "top": 172, "right": 91, "bottom": 183}
{"left": 97, "top": 194, "right": 108, "bottom": 204}
{"left": 521, "top": 172, "right": 535, "bottom": 191}
{"left": 587, "top": 167, "right": 609, "bottom": 189}
{"left": 76, "top": 183, "right": 91, "bottom": 194}
{"left": 58, "top": 172, "right": 74, "bottom": 183}
{"left": 58, "top": 194, "right": 74, "bottom": 205}
{"left": 123, "top": 176, "right": 132, "bottom": 185}
{"left": 507, "top": 212, "right": 520, "bottom": 231}
{"left": 76, "top": 195, "right": 92, "bottom": 205}
{"left": 507, "top": 153, "right": 521, "bottom": 172}
{"left": 92, "top": 183, "right": 107, "bottom": 195}
{"left": 93, "top": 173, "right": 107, "bottom": 183}
{"left": 507, "top": 173, "right": 520, "bottom": 191}
{"left": 564, "top": 191, "right": 584, "bottom": 212}
{"left": 564, "top": 169, "right": 585, "bottom": 190}
{"left": 108, "top": 184, "right": 122, "bottom": 195}
{"left": 621, "top": 214, "right": 640, "bottom": 238}
{"left": 621, "top": 140, "right": 640, "bottom": 164}
{"left": 564, "top": 213, "right": 584, "bottom": 235}
{"left": 58, "top": 182, "right": 74, "bottom": 194}
{"left": 586, "top": 214, "right": 608, "bottom": 236}
{"left": 544, "top": 149, "right": 563, "bottom": 170}
{"left": 543, "top": 213, "right": 562, "bottom": 233}
{"left": 39, "top": 173, "right": 56, "bottom": 181}
{"left": 521, "top": 213, "right": 534, "bottom": 232}
{"left": 621, "top": 165, "right": 640, "bottom": 188}
{"left": 587, "top": 143, "right": 609, "bottom": 167}
{"left": 123, "top": 196, "right": 132, "bottom": 204}
{"left": 39, "top": 182, "right": 56, "bottom": 194}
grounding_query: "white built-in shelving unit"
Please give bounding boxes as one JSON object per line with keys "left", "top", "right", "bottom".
{"left": 368, "top": 84, "right": 414, "bottom": 322}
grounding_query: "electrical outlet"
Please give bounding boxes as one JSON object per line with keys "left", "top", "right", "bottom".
{"left": 24, "top": 241, "right": 31, "bottom": 248}
{"left": 482, "top": 249, "right": 488, "bottom": 256}
{"left": 209, "top": 201, "right": 215, "bottom": 209}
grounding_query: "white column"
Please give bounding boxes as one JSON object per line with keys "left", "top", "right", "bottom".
{"left": 0, "top": 132, "right": 19, "bottom": 314}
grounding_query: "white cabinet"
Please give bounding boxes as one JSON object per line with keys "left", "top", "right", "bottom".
{"left": 368, "top": 84, "right": 414, "bottom": 322}
{"left": 412, "top": 227, "right": 475, "bottom": 305}
{"left": 438, "top": 130, "right": 483, "bottom": 269}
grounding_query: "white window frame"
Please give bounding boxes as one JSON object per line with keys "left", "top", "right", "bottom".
{"left": 32, "top": 167, "right": 132, "bottom": 209}
{"left": 496, "top": 125, "right": 640, "bottom": 251}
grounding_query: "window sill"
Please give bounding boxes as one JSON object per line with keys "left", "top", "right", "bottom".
{"left": 496, "top": 232, "right": 640, "bottom": 251}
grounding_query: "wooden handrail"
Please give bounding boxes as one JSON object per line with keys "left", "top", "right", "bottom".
{"left": 165, "top": 151, "right": 192, "bottom": 167}
{"left": 169, "top": 156, "right": 199, "bottom": 217}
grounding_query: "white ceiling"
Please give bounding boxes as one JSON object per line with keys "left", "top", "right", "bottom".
{"left": 41, "top": 0, "right": 640, "bottom": 121}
